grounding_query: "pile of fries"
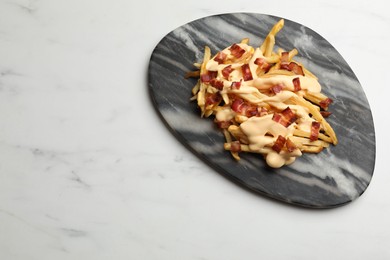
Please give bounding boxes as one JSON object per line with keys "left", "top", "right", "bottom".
{"left": 187, "top": 19, "right": 337, "bottom": 168}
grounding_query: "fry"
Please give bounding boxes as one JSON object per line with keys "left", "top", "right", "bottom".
{"left": 228, "top": 125, "right": 249, "bottom": 144}
{"left": 260, "top": 19, "right": 284, "bottom": 56}
{"left": 224, "top": 142, "right": 272, "bottom": 155}
{"left": 293, "top": 129, "right": 333, "bottom": 143}
{"left": 241, "top": 38, "right": 250, "bottom": 44}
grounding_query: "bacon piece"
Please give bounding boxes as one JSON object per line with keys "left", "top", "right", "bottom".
{"left": 241, "top": 64, "right": 253, "bottom": 81}
{"left": 214, "top": 52, "right": 227, "bottom": 64}
{"left": 281, "top": 107, "right": 298, "bottom": 124}
{"left": 231, "top": 99, "right": 248, "bottom": 114}
{"left": 272, "top": 113, "right": 282, "bottom": 123}
{"left": 319, "top": 98, "right": 333, "bottom": 110}
{"left": 245, "top": 105, "right": 260, "bottom": 117}
{"left": 205, "top": 93, "right": 221, "bottom": 107}
{"left": 310, "top": 121, "right": 321, "bottom": 141}
{"left": 288, "top": 62, "right": 305, "bottom": 76}
{"left": 286, "top": 138, "right": 297, "bottom": 153}
{"left": 231, "top": 98, "right": 261, "bottom": 117}
{"left": 280, "top": 62, "right": 290, "bottom": 70}
{"left": 272, "top": 107, "right": 297, "bottom": 127}
{"left": 279, "top": 61, "right": 305, "bottom": 76}
{"left": 272, "top": 135, "right": 286, "bottom": 153}
{"left": 292, "top": 77, "right": 301, "bottom": 92}
{"left": 229, "top": 44, "right": 245, "bottom": 58}
{"left": 210, "top": 79, "right": 224, "bottom": 90}
{"left": 209, "top": 71, "right": 218, "bottom": 78}
{"left": 254, "top": 58, "right": 270, "bottom": 72}
{"left": 230, "top": 141, "right": 241, "bottom": 152}
{"left": 200, "top": 73, "right": 212, "bottom": 83}
{"left": 231, "top": 80, "right": 242, "bottom": 90}
{"left": 270, "top": 84, "right": 283, "bottom": 94}
{"left": 254, "top": 57, "right": 265, "bottom": 65}
{"left": 222, "top": 65, "right": 233, "bottom": 79}
{"left": 320, "top": 111, "right": 332, "bottom": 118}
{"left": 200, "top": 71, "right": 217, "bottom": 83}
{"left": 280, "top": 52, "right": 290, "bottom": 70}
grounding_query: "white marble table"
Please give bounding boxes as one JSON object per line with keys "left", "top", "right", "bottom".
{"left": 0, "top": 0, "right": 389, "bottom": 259}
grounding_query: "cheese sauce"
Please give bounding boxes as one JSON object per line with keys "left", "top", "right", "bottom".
{"left": 216, "top": 107, "right": 235, "bottom": 122}
{"left": 240, "top": 114, "right": 302, "bottom": 168}
{"left": 254, "top": 75, "right": 321, "bottom": 93}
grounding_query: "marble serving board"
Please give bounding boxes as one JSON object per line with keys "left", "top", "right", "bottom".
{"left": 148, "top": 13, "right": 376, "bottom": 208}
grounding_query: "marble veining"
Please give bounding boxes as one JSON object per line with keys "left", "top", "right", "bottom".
{"left": 1, "top": 0, "right": 388, "bottom": 259}
{"left": 149, "top": 13, "right": 376, "bottom": 208}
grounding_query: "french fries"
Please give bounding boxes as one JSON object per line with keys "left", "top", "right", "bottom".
{"left": 187, "top": 19, "right": 337, "bottom": 168}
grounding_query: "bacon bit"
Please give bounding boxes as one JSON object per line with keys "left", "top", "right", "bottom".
{"left": 205, "top": 93, "right": 221, "bottom": 107}
{"left": 231, "top": 141, "right": 241, "bottom": 152}
{"left": 231, "top": 99, "right": 247, "bottom": 114}
{"left": 254, "top": 58, "right": 271, "bottom": 72}
{"left": 281, "top": 107, "right": 295, "bottom": 117}
{"left": 272, "top": 107, "right": 298, "bottom": 127}
{"left": 241, "top": 64, "right": 253, "bottom": 81}
{"left": 292, "top": 77, "right": 301, "bottom": 92}
{"left": 281, "top": 107, "right": 298, "bottom": 125}
{"left": 254, "top": 57, "right": 265, "bottom": 65}
{"left": 216, "top": 120, "right": 231, "bottom": 129}
{"left": 229, "top": 44, "right": 245, "bottom": 58}
{"left": 310, "top": 121, "right": 321, "bottom": 141}
{"left": 272, "top": 113, "right": 282, "bottom": 123}
{"left": 281, "top": 52, "right": 290, "bottom": 63}
{"left": 280, "top": 63, "right": 290, "bottom": 70}
{"left": 280, "top": 61, "right": 305, "bottom": 76}
{"left": 320, "top": 111, "right": 332, "bottom": 118}
{"left": 209, "top": 71, "right": 218, "bottom": 78}
{"left": 272, "top": 135, "right": 286, "bottom": 153}
{"left": 200, "top": 73, "right": 211, "bottom": 83}
{"left": 222, "top": 65, "right": 233, "bottom": 79}
{"left": 210, "top": 79, "right": 224, "bottom": 90}
{"left": 231, "top": 99, "right": 261, "bottom": 117}
{"left": 286, "top": 138, "right": 297, "bottom": 152}
{"left": 319, "top": 98, "right": 333, "bottom": 110}
{"left": 214, "top": 52, "right": 227, "bottom": 64}
{"left": 231, "top": 80, "right": 242, "bottom": 90}
{"left": 200, "top": 71, "right": 217, "bottom": 83}
{"left": 288, "top": 62, "right": 305, "bottom": 76}
{"left": 245, "top": 105, "right": 260, "bottom": 117}
{"left": 270, "top": 84, "right": 283, "bottom": 94}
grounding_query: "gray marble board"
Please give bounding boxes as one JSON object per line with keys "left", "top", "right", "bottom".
{"left": 148, "top": 13, "right": 376, "bottom": 208}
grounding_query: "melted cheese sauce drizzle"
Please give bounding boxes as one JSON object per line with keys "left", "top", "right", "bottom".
{"left": 254, "top": 75, "right": 321, "bottom": 93}
{"left": 240, "top": 113, "right": 302, "bottom": 168}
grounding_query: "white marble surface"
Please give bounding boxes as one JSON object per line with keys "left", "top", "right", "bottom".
{"left": 0, "top": 0, "right": 389, "bottom": 259}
